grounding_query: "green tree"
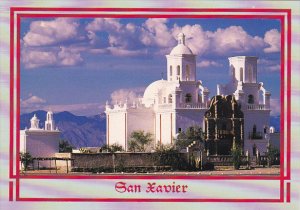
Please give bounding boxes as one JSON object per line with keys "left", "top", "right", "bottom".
{"left": 174, "top": 126, "right": 204, "bottom": 150}
{"left": 110, "top": 143, "right": 124, "bottom": 153}
{"left": 128, "top": 139, "right": 140, "bottom": 152}
{"left": 20, "top": 152, "right": 33, "bottom": 171}
{"left": 101, "top": 143, "right": 123, "bottom": 153}
{"left": 128, "top": 130, "right": 153, "bottom": 152}
{"left": 266, "top": 144, "right": 280, "bottom": 167}
{"left": 231, "top": 139, "right": 242, "bottom": 170}
{"left": 59, "top": 140, "right": 73, "bottom": 153}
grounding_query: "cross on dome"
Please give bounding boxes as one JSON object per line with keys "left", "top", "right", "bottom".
{"left": 177, "top": 32, "right": 186, "bottom": 45}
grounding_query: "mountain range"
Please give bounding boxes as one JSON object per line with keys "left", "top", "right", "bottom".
{"left": 20, "top": 110, "right": 280, "bottom": 148}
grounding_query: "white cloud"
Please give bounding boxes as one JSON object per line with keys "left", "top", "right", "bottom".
{"left": 209, "top": 26, "right": 266, "bottom": 55}
{"left": 110, "top": 87, "right": 145, "bottom": 104}
{"left": 58, "top": 47, "right": 83, "bottom": 66}
{"left": 258, "top": 58, "right": 280, "bottom": 72}
{"left": 141, "top": 18, "right": 175, "bottom": 48}
{"left": 23, "top": 18, "right": 79, "bottom": 47}
{"left": 21, "top": 95, "right": 46, "bottom": 111}
{"left": 270, "top": 98, "right": 280, "bottom": 116}
{"left": 172, "top": 24, "right": 210, "bottom": 55}
{"left": 264, "top": 29, "right": 280, "bottom": 53}
{"left": 22, "top": 18, "right": 281, "bottom": 69}
{"left": 22, "top": 46, "right": 83, "bottom": 69}
{"left": 22, "top": 50, "right": 58, "bottom": 69}
{"left": 86, "top": 18, "right": 122, "bottom": 32}
{"left": 197, "top": 60, "right": 223, "bottom": 68}
{"left": 266, "top": 64, "right": 280, "bottom": 72}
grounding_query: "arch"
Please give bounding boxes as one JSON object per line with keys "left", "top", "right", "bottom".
{"left": 169, "top": 65, "right": 173, "bottom": 76}
{"left": 248, "top": 66, "right": 253, "bottom": 83}
{"left": 177, "top": 65, "right": 180, "bottom": 75}
{"left": 248, "top": 94, "right": 254, "bottom": 104}
{"left": 264, "top": 126, "right": 268, "bottom": 134}
{"left": 253, "top": 124, "right": 257, "bottom": 134}
{"left": 240, "top": 67, "right": 243, "bottom": 81}
{"left": 168, "top": 94, "right": 173, "bottom": 103}
{"left": 186, "top": 65, "right": 190, "bottom": 80}
{"left": 185, "top": 93, "right": 192, "bottom": 103}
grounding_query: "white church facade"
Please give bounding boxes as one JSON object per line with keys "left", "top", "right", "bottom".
{"left": 20, "top": 111, "right": 61, "bottom": 163}
{"left": 105, "top": 33, "right": 272, "bottom": 156}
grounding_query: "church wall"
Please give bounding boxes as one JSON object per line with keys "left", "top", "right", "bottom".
{"left": 175, "top": 109, "right": 206, "bottom": 134}
{"left": 155, "top": 112, "right": 174, "bottom": 146}
{"left": 127, "top": 109, "right": 155, "bottom": 150}
{"left": 243, "top": 110, "right": 270, "bottom": 155}
{"left": 240, "top": 83, "right": 261, "bottom": 105}
{"left": 177, "top": 82, "right": 199, "bottom": 103}
{"left": 20, "top": 131, "right": 60, "bottom": 167}
{"left": 244, "top": 139, "right": 268, "bottom": 156}
{"left": 107, "top": 111, "right": 126, "bottom": 150}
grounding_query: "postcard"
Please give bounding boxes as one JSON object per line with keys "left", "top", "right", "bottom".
{"left": 0, "top": 1, "right": 299, "bottom": 210}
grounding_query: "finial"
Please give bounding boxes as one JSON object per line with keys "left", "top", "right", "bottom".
{"left": 178, "top": 33, "right": 185, "bottom": 45}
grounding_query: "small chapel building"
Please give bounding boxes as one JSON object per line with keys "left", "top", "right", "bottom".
{"left": 20, "top": 111, "right": 61, "bottom": 163}
{"left": 105, "top": 33, "right": 272, "bottom": 156}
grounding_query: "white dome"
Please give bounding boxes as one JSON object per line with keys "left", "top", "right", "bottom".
{"left": 143, "top": 80, "right": 168, "bottom": 101}
{"left": 169, "top": 32, "right": 193, "bottom": 55}
{"left": 170, "top": 44, "right": 193, "bottom": 55}
{"left": 143, "top": 80, "right": 179, "bottom": 107}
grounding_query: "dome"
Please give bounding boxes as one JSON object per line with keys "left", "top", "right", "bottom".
{"left": 142, "top": 79, "right": 178, "bottom": 107}
{"left": 143, "top": 80, "right": 168, "bottom": 101}
{"left": 169, "top": 32, "right": 193, "bottom": 55}
{"left": 170, "top": 44, "right": 193, "bottom": 55}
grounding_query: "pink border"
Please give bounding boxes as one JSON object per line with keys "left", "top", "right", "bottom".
{"left": 9, "top": 7, "right": 292, "bottom": 202}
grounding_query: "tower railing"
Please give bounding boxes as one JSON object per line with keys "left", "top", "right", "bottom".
{"left": 178, "top": 102, "right": 208, "bottom": 109}
{"left": 247, "top": 104, "right": 268, "bottom": 110}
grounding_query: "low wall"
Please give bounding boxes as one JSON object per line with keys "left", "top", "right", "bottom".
{"left": 71, "top": 152, "right": 189, "bottom": 171}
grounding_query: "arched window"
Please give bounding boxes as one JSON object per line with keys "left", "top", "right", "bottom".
{"left": 264, "top": 126, "right": 267, "bottom": 134}
{"left": 185, "top": 93, "right": 192, "bottom": 103}
{"left": 170, "top": 66, "right": 172, "bottom": 76}
{"left": 248, "top": 94, "right": 254, "bottom": 104}
{"left": 240, "top": 67, "right": 243, "bottom": 81}
{"left": 168, "top": 94, "right": 172, "bottom": 103}
{"left": 253, "top": 124, "right": 257, "bottom": 134}
{"left": 177, "top": 65, "right": 180, "bottom": 75}
{"left": 186, "top": 65, "right": 190, "bottom": 80}
{"left": 248, "top": 67, "right": 253, "bottom": 83}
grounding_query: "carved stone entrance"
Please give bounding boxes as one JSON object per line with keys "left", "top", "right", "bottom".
{"left": 204, "top": 95, "right": 244, "bottom": 155}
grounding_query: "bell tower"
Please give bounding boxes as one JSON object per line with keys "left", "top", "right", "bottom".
{"left": 166, "top": 33, "right": 196, "bottom": 82}
{"left": 45, "top": 111, "right": 55, "bottom": 131}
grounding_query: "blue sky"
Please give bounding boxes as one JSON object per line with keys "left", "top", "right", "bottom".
{"left": 20, "top": 17, "right": 281, "bottom": 116}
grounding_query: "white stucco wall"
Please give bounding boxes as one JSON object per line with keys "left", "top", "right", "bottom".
{"left": 20, "top": 130, "right": 60, "bottom": 168}
{"left": 127, "top": 108, "right": 155, "bottom": 150}
{"left": 20, "top": 130, "right": 60, "bottom": 157}
{"left": 106, "top": 110, "right": 126, "bottom": 149}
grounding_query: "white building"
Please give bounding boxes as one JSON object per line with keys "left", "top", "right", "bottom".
{"left": 20, "top": 111, "right": 61, "bottom": 163}
{"left": 105, "top": 33, "right": 272, "bottom": 155}
{"left": 105, "top": 33, "right": 210, "bottom": 151}
{"left": 217, "top": 56, "right": 271, "bottom": 155}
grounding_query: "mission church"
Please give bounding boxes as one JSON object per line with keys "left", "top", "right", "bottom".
{"left": 105, "top": 33, "right": 272, "bottom": 156}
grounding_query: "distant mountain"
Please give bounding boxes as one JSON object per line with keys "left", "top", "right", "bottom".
{"left": 20, "top": 110, "right": 106, "bottom": 148}
{"left": 270, "top": 115, "right": 280, "bottom": 132}
{"left": 20, "top": 111, "right": 281, "bottom": 148}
